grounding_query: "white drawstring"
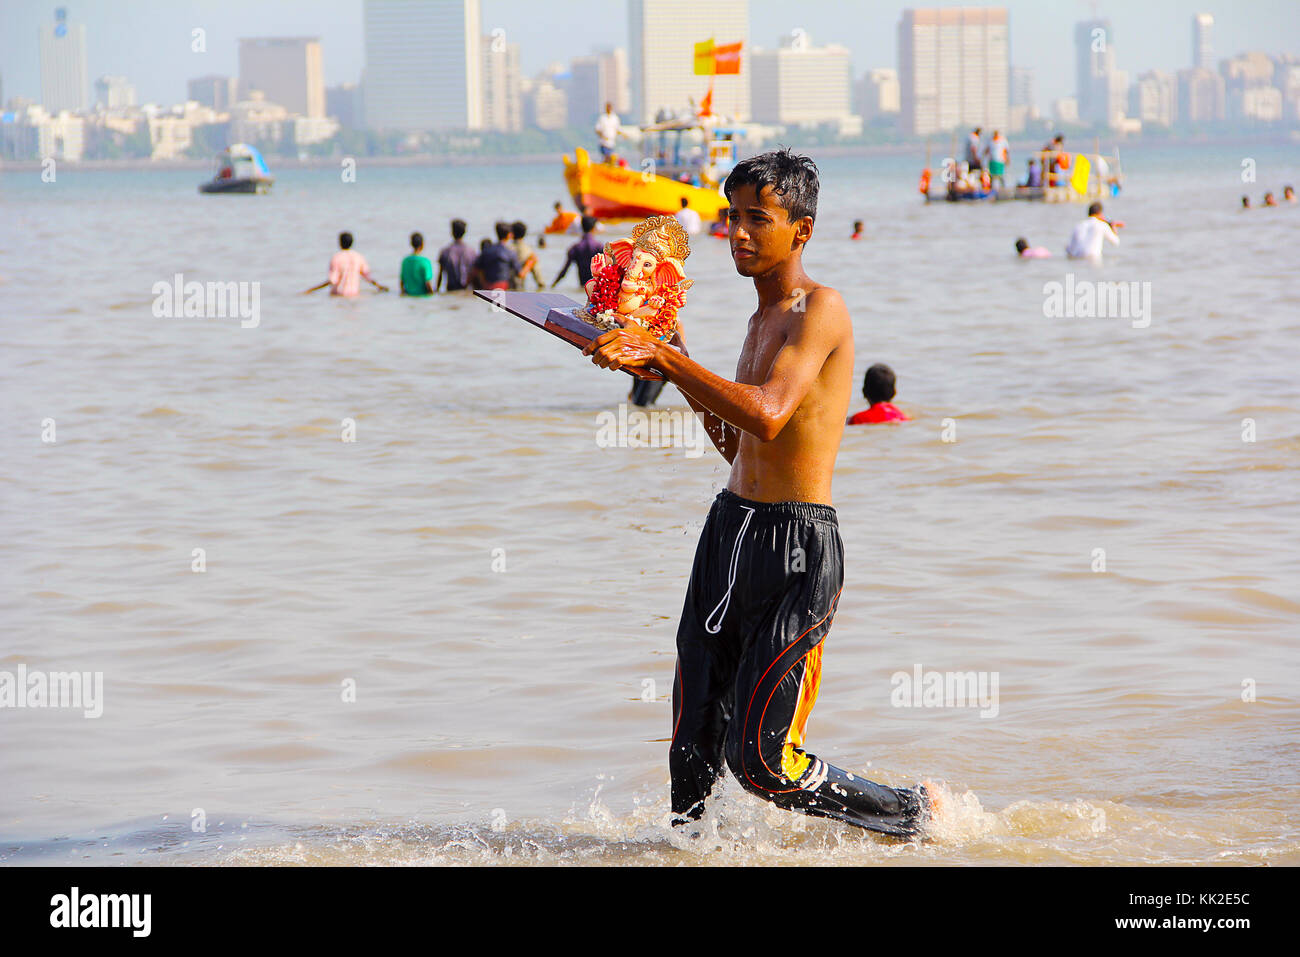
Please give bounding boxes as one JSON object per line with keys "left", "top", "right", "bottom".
{"left": 704, "top": 506, "right": 754, "bottom": 634}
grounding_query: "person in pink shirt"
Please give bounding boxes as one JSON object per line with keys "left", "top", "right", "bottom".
{"left": 304, "top": 232, "right": 388, "bottom": 296}
{"left": 1015, "top": 237, "right": 1051, "bottom": 259}
{"left": 848, "top": 363, "right": 911, "bottom": 425}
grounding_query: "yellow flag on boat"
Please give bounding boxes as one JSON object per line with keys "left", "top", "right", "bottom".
{"left": 694, "top": 39, "right": 716, "bottom": 75}
{"left": 1070, "top": 154, "right": 1091, "bottom": 194}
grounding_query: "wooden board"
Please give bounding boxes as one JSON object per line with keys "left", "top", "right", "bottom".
{"left": 472, "top": 290, "right": 664, "bottom": 381}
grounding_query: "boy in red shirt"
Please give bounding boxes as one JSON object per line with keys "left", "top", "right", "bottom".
{"left": 848, "top": 363, "right": 910, "bottom": 425}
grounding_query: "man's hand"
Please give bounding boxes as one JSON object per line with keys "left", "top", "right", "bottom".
{"left": 583, "top": 327, "right": 658, "bottom": 372}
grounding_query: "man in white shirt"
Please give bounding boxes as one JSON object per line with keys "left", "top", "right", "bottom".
{"left": 1066, "top": 202, "right": 1120, "bottom": 261}
{"left": 674, "top": 196, "right": 702, "bottom": 235}
{"left": 595, "top": 102, "right": 623, "bottom": 163}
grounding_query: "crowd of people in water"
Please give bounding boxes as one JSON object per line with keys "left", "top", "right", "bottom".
{"left": 303, "top": 204, "right": 603, "bottom": 299}
{"left": 1242, "top": 185, "right": 1296, "bottom": 209}
{"left": 303, "top": 195, "right": 744, "bottom": 301}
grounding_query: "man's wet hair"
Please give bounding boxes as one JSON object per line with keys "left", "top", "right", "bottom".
{"left": 723, "top": 147, "right": 819, "bottom": 223}
{"left": 339, "top": 232, "right": 353, "bottom": 249}
{"left": 1015, "top": 237, "right": 1029, "bottom": 254}
{"left": 863, "top": 363, "right": 897, "bottom": 404}
{"left": 511, "top": 220, "right": 527, "bottom": 239}
{"left": 451, "top": 219, "right": 467, "bottom": 239}
{"left": 1088, "top": 201, "right": 1103, "bottom": 216}
{"left": 495, "top": 221, "right": 511, "bottom": 241}
{"left": 410, "top": 232, "right": 423, "bottom": 250}
{"left": 581, "top": 214, "right": 597, "bottom": 233}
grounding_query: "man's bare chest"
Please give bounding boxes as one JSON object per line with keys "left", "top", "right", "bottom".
{"left": 735, "top": 314, "right": 790, "bottom": 385}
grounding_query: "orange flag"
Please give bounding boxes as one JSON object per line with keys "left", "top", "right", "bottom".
{"left": 713, "top": 41, "right": 742, "bottom": 75}
{"left": 698, "top": 85, "right": 714, "bottom": 117}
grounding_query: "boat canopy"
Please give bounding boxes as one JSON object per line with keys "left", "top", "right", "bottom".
{"left": 224, "top": 143, "right": 271, "bottom": 177}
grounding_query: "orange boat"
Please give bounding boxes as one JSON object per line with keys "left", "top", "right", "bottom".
{"left": 562, "top": 120, "right": 742, "bottom": 221}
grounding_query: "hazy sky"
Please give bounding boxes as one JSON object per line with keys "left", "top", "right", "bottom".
{"left": 2, "top": 0, "right": 1297, "bottom": 111}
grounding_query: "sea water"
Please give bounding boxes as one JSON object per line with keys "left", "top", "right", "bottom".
{"left": 1, "top": 143, "right": 1297, "bottom": 865}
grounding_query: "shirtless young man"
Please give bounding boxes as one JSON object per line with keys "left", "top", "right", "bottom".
{"left": 583, "top": 149, "right": 935, "bottom": 837}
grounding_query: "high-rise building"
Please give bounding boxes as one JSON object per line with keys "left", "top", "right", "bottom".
{"left": 238, "top": 38, "right": 324, "bottom": 117}
{"left": 326, "top": 83, "right": 363, "bottom": 129}
{"left": 1177, "top": 67, "right": 1225, "bottom": 124}
{"left": 38, "top": 110, "right": 86, "bottom": 160}
{"left": 94, "top": 75, "right": 135, "bottom": 110}
{"left": 39, "top": 7, "right": 88, "bottom": 114}
{"left": 1237, "top": 86, "right": 1282, "bottom": 123}
{"left": 569, "top": 49, "right": 630, "bottom": 129}
{"left": 750, "top": 34, "right": 852, "bottom": 127}
{"left": 1221, "top": 52, "right": 1279, "bottom": 123}
{"left": 897, "top": 7, "right": 1009, "bottom": 137}
{"left": 188, "top": 76, "right": 236, "bottom": 112}
{"left": 856, "top": 68, "right": 900, "bottom": 123}
{"left": 363, "top": 0, "right": 482, "bottom": 131}
{"left": 1130, "top": 71, "right": 1176, "bottom": 128}
{"left": 1192, "top": 14, "right": 1214, "bottom": 71}
{"left": 524, "top": 75, "right": 568, "bottom": 130}
{"left": 628, "top": 0, "right": 750, "bottom": 123}
{"left": 1007, "top": 67, "right": 1036, "bottom": 133}
{"left": 1010, "top": 67, "right": 1035, "bottom": 112}
{"left": 1075, "top": 19, "right": 1122, "bottom": 128}
{"left": 1277, "top": 56, "right": 1300, "bottom": 125}
{"left": 1052, "top": 97, "right": 1079, "bottom": 125}
{"left": 482, "top": 34, "right": 522, "bottom": 132}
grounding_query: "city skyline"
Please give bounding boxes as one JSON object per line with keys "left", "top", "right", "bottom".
{"left": 2, "top": 0, "right": 1299, "bottom": 115}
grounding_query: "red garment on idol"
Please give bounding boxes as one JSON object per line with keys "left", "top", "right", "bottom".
{"left": 848, "top": 402, "right": 910, "bottom": 425}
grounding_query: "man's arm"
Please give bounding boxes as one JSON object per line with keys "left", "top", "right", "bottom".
{"left": 585, "top": 288, "right": 849, "bottom": 443}
{"left": 659, "top": 329, "right": 739, "bottom": 462}
{"left": 359, "top": 258, "right": 387, "bottom": 291}
{"left": 551, "top": 249, "right": 574, "bottom": 287}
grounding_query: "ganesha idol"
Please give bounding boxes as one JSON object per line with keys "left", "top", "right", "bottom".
{"left": 577, "top": 215, "right": 693, "bottom": 342}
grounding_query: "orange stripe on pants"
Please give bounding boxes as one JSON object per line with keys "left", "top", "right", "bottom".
{"left": 780, "top": 641, "right": 823, "bottom": 783}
